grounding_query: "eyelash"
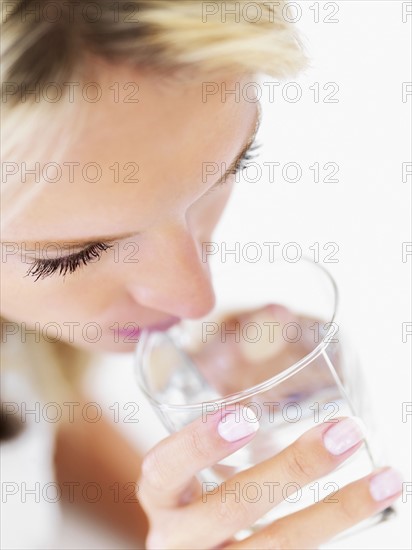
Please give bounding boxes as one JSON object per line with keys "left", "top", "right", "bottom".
{"left": 26, "top": 143, "right": 261, "bottom": 282}
{"left": 203, "top": 141, "right": 261, "bottom": 197}
{"left": 230, "top": 142, "right": 261, "bottom": 175}
{"left": 25, "top": 242, "right": 113, "bottom": 282}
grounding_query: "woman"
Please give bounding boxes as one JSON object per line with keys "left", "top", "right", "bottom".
{"left": 1, "top": 1, "right": 403, "bottom": 548}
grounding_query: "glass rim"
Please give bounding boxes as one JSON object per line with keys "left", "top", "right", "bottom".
{"left": 135, "top": 258, "right": 339, "bottom": 412}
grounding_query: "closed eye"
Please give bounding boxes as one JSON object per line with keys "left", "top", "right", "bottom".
{"left": 229, "top": 141, "right": 261, "bottom": 175}
{"left": 25, "top": 242, "right": 113, "bottom": 281}
{"left": 204, "top": 140, "right": 261, "bottom": 196}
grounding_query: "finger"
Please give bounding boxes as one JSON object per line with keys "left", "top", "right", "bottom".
{"left": 139, "top": 406, "right": 260, "bottom": 508}
{"left": 173, "top": 416, "right": 366, "bottom": 548}
{"left": 224, "top": 467, "right": 403, "bottom": 549}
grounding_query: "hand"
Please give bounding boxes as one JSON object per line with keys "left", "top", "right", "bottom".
{"left": 138, "top": 411, "right": 402, "bottom": 549}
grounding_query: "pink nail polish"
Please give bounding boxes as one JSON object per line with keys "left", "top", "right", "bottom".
{"left": 323, "top": 417, "right": 364, "bottom": 455}
{"left": 218, "top": 408, "right": 259, "bottom": 442}
{"left": 369, "top": 469, "right": 403, "bottom": 501}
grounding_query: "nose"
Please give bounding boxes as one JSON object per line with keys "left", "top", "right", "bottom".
{"left": 127, "top": 225, "right": 216, "bottom": 319}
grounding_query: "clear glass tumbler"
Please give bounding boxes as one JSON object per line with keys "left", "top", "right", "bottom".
{"left": 135, "top": 257, "right": 394, "bottom": 541}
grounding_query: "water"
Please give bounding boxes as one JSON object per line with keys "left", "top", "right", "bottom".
{"left": 141, "top": 321, "right": 393, "bottom": 541}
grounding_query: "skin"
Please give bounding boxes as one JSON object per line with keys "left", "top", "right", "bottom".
{"left": 1, "top": 59, "right": 257, "bottom": 352}
{"left": 1, "top": 60, "right": 402, "bottom": 548}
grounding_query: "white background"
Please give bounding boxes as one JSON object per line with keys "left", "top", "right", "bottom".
{"left": 59, "top": 1, "right": 411, "bottom": 548}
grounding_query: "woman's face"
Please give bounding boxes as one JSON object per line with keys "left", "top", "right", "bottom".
{"left": 1, "top": 60, "right": 260, "bottom": 352}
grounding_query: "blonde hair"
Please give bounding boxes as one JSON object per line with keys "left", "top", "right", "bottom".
{"left": 1, "top": 0, "right": 307, "bottom": 408}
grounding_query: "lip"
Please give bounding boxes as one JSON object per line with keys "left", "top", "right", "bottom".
{"left": 116, "top": 317, "right": 180, "bottom": 339}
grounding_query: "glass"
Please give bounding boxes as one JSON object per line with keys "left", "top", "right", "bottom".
{"left": 135, "top": 257, "right": 394, "bottom": 541}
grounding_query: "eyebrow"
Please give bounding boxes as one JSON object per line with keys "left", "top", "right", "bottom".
{"left": 14, "top": 105, "right": 262, "bottom": 252}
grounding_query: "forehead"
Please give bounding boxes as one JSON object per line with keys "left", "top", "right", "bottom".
{"left": 3, "top": 61, "right": 258, "bottom": 239}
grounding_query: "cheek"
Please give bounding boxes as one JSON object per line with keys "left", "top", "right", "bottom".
{"left": 0, "top": 259, "right": 136, "bottom": 351}
{"left": 0, "top": 258, "right": 111, "bottom": 327}
{"left": 0, "top": 261, "right": 44, "bottom": 322}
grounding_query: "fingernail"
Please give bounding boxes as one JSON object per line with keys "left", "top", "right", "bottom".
{"left": 218, "top": 408, "right": 259, "bottom": 442}
{"left": 323, "top": 417, "right": 364, "bottom": 455}
{"left": 369, "top": 468, "right": 403, "bottom": 501}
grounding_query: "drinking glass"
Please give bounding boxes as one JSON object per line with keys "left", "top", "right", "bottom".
{"left": 135, "top": 257, "right": 394, "bottom": 541}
